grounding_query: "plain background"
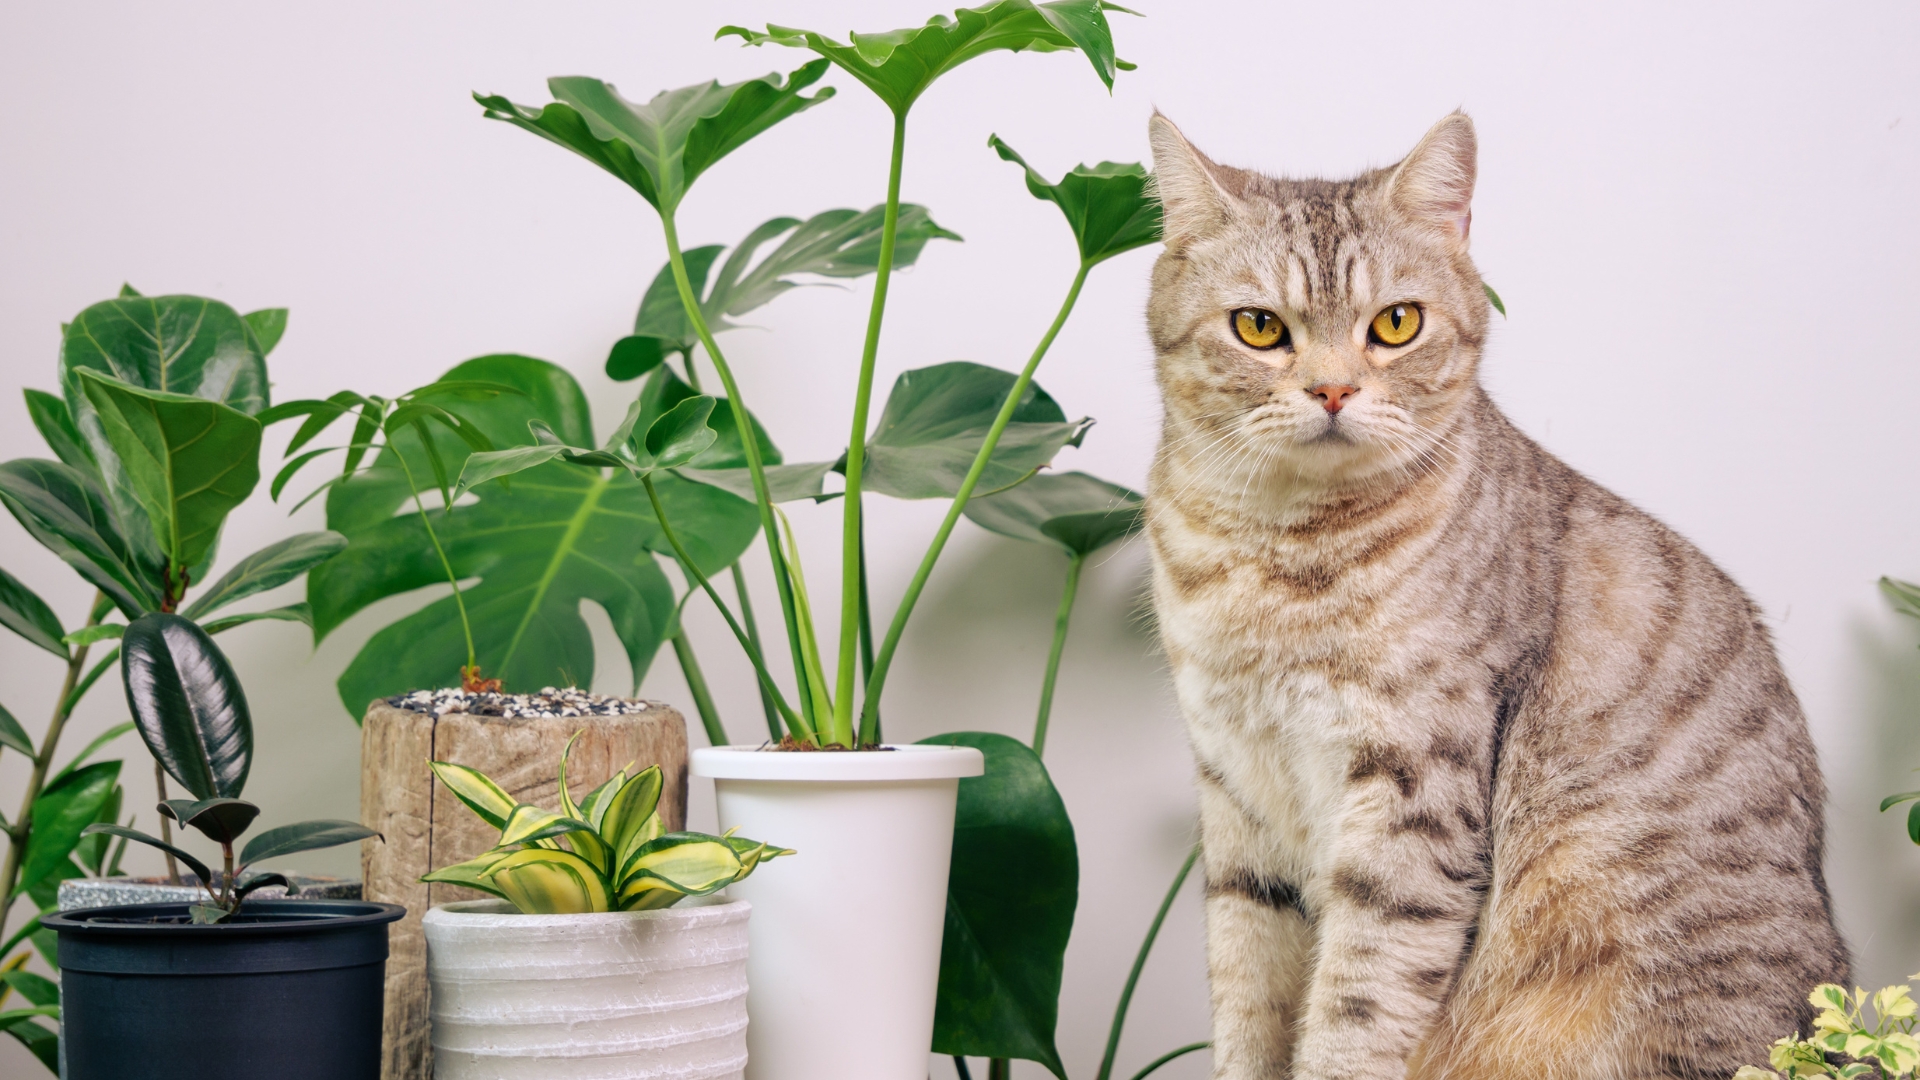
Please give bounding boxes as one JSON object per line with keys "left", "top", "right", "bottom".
{"left": 5, "top": 2, "right": 1920, "bottom": 1076}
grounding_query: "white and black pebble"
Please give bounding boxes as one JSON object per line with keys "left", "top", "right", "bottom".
{"left": 384, "top": 686, "right": 661, "bottom": 719}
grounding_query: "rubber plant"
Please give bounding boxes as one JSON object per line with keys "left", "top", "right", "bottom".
{"left": 0, "top": 289, "right": 344, "bottom": 1071}
{"left": 421, "top": 733, "right": 788, "bottom": 913}
{"left": 81, "top": 613, "right": 378, "bottom": 924}
{"left": 450, "top": 4, "right": 1159, "bottom": 1074}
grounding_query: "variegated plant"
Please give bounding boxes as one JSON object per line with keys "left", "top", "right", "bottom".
{"left": 1734, "top": 980, "right": 1920, "bottom": 1079}
{"left": 421, "top": 736, "right": 788, "bottom": 914}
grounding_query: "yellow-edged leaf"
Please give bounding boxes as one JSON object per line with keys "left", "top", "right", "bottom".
{"left": 488, "top": 848, "right": 612, "bottom": 914}
{"left": 617, "top": 876, "right": 688, "bottom": 910}
{"left": 496, "top": 803, "right": 592, "bottom": 848}
{"left": 600, "top": 765, "right": 664, "bottom": 858}
{"left": 618, "top": 835, "right": 742, "bottom": 896}
{"left": 1876, "top": 984, "right": 1917, "bottom": 1021}
{"left": 582, "top": 768, "right": 629, "bottom": 830}
{"left": 557, "top": 730, "right": 586, "bottom": 820}
{"left": 421, "top": 850, "right": 514, "bottom": 899}
{"left": 428, "top": 760, "right": 517, "bottom": 829}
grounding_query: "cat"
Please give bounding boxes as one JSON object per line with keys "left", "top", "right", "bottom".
{"left": 1143, "top": 110, "right": 1849, "bottom": 1080}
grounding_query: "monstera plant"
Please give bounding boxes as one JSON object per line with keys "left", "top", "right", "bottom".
{"left": 0, "top": 289, "right": 344, "bottom": 1070}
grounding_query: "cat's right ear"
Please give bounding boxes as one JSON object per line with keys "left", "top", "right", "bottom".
{"left": 1149, "top": 112, "right": 1239, "bottom": 246}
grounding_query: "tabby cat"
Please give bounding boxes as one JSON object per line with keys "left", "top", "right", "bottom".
{"left": 1144, "top": 111, "right": 1848, "bottom": 1080}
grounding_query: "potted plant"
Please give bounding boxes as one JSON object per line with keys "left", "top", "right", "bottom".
{"left": 419, "top": 736, "right": 785, "bottom": 1079}
{"left": 0, "top": 288, "right": 348, "bottom": 1071}
{"left": 452, "top": 3, "right": 1154, "bottom": 1076}
{"left": 42, "top": 612, "right": 396, "bottom": 1079}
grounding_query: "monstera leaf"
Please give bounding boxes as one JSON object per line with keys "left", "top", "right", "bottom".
{"left": 310, "top": 355, "right": 761, "bottom": 714}
{"left": 608, "top": 205, "right": 959, "bottom": 380}
{"left": 721, "top": 0, "right": 1135, "bottom": 116}
{"left": 923, "top": 731, "right": 1077, "bottom": 1078}
{"left": 860, "top": 362, "right": 1091, "bottom": 499}
{"left": 476, "top": 62, "right": 834, "bottom": 214}
{"left": 989, "top": 135, "right": 1160, "bottom": 266}
{"left": 964, "top": 471, "right": 1141, "bottom": 555}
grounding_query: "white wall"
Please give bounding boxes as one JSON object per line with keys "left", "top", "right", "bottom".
{"left": 3, "top": 2, "right": 1918, "bottom": 1076}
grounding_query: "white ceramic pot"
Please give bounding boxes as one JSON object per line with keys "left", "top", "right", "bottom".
{"left": 691, "top": 743, "right": 985, "bottom": 1080}
{"left": 423, "top": 896, "right": 750, "bottom": 1080}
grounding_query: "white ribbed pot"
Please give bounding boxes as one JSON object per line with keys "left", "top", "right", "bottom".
{"left": 690, "top": 744, "right": 986, "bottom": 1080}
{"left": 423, "top": 897, "right": 750, "bottom": 1080}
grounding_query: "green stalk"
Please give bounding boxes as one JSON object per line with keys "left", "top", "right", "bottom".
{"left": 0, "top": 591, "right": 105, "bottom": 945}
{"left": 394, "top": 445, "right": 476, "bottom": 675}
{"left": 661, "top": 210, "right": 816, "bottom": 734}
{"left": 1032, "top": 552, "right": 1085, "bottom": 758}
{"left": 857, "top": 515, "right": 876, "bottom": 739}
{"left": 684, "top": 347, "right": 781, "bottom": 744}
{"left": 1097, "top": 843, "right": 1202, "bottom": 1080}
{"left": 834, "top": 113, "right": 909, "bottom": 747}
{"left": 988, "top": 1059, "right": 1010, "bottom": 1080}
{"left": 1128, "top": 1043, "right": 1211, "bottom": 1080}
{"left": 669, "top": 623, "right": 728, "bottom": 747}
{"left": 642, "top": 475, "right": 808, "bottom": 738}
{"left": 860, "top": 260, "right": 1092, "bottom": 743}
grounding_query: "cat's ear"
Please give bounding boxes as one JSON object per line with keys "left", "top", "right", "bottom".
{"left": 1387, "top": 112, "right": 1477, "bottom": 246}
{"left": 1149, "top": 112, "right": 1239, "bottom": 245}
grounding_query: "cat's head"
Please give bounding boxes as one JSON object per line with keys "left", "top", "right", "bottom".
{"left": 1146, "top": 112, "right": 1491, "bottom": 488}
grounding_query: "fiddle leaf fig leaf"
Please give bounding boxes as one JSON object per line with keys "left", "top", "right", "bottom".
{"left": 23, "top": 389, "right": 94, "bottom": 473}
{"left": 476, "top": 60, "right": 834, "bottom": 213}
{"left": 965, "top": 471, "right": 1142, "bottom": 556}
{"left": 242, "top": 309, "right": 289, "bottom": 356}
{"left": 857, "top": 362, "right": 1091, "bottom": 500}
{"left": 77, "top": 371, "right": 262, "bottom": 575}
{"left": 313, "top": 355, "right": 757, "bottom": 713}
{"left": 121, "top": 613, "right": 252, "bottom": 800}
{"left": 0, "top": 565, "right": 67, "bottom": 658}
{"left": 922, "top": 731, "right": 1076, "bottom": 1077}
{"left": 988, "top": 135, "right": 1159, "bottom": 265}
{"left": 720, "top": 0, "right": 1134, "bottom": 116}
{"left": 181, "top": 531, "right": 346, "bottom": 620}
{"left": 0, "top": 459, "right": 160, "bottom": 618}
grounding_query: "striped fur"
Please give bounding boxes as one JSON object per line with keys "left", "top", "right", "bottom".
{"left": 1144, "top": 112, "right": 1847, "bottom": 1080}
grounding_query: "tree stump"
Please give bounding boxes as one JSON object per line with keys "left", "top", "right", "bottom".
{"left": 359, "top": 697, "right": 689, "bottom": 1080}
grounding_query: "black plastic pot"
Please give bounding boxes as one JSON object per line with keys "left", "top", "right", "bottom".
{"left": 43, "top": 899, "right": 405, "bottom": 1080}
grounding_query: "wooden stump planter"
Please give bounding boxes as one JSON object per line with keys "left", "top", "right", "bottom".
{"left": 360, "top": 690, "right": 688, "bottom": 1080}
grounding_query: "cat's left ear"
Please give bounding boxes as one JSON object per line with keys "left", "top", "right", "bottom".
{"left": 1387, "top": 112, "right": 1477, "bottom": 246}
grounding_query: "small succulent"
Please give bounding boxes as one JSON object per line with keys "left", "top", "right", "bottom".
{"left": 423, "top": 735, "right": 789, "bottom": 913}
{"left": 84, "top": 614, "right": 379, "bottom": 923}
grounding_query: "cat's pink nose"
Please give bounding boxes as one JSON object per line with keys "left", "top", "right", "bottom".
{"left": 1310, "top": 384, "right": 1358, "bottom": 414}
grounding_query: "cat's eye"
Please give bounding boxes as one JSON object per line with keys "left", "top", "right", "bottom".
{"left": 1369, "top": 304, "right": 1422, "bottom": 347}
{"left": 1231, "top": 308, "right": 1288, "bottom": 350}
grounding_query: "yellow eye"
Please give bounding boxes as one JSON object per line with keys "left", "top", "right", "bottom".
{"left": 1369, "top": 303, "right": 1421, "bottom": 347}
{"left": 1232, "top": 308, "right": 1288, "bottom": 349}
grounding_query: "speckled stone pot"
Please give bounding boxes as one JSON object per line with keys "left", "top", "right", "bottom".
{"left": 57, "top": 874, "right": 362, "bottom": 911}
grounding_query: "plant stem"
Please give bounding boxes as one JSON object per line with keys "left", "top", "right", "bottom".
{"left": 858, "top": 514, "right": 877, "bottom": 741}
{"left": 1032, "top": 553, "right": 1085, "bottom": 758}
{"left": 732, "top": 564, "right": 782, "bottom": 744}
{"left": 670, "top": 623, "right": 729, "bottom": 747}
{"left": 988, "top": 1059, "right": 1010, "bottom": 1080}
{"left": 1127, "top": 1042, "right": 1211, "bottom": 1080}
{"left": 860, "top": 260, "right": 1092, "bottom": 743}
{"left": 1097, "top": 843, "right": 1201, "bottom": 1080}
{"left": 154, "top": 763, "right": 180, "bottom": 885}
{"left": 952, "top": 1057, "right": 974, "bottom": 1080}
{"left": 395, "top": 446, "right": 476, "bottom": 674}
{"left": 662, "top": 210, "right": 815, "bottom": 734}
{"left": 0, "top": 591, "right": 106, "bottom": 945}
{"left": 834, "top": 113, "right": 910, "bottom": 747}
{"left": 642, "top": 475, "right": 807, "bottom": 737}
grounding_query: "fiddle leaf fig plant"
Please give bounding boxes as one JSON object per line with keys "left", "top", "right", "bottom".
{"left": 82, "top": 613, "right": 378, "bottom": 923}
{"left": 422, "top": 734, "right": 789, "bottom": 914}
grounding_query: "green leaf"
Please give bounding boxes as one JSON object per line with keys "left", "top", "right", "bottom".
{"left": 721, "top": 0, "right": 1133, "bottom": 115}
{"left": 1879, "top": 790, "right": 1920, "bottom": 812}
{"left": 677, "top": 462, "right": 837, "bottom": 504}
{"left": 640, "top": 396, "right": 718, "bottom": 471}
{"left": 199, "top": 603, "right": 311, "bottom": 635}
{"left": 159, "top": 797, "right": 261, "bottom": 845}
{"left": 965, "top": 470, "right": 1142, "bottom": 555}
{"left": 1483, "top": 283, "right": 1506, "bottom": 317}
{"left": 0, "top": 566, "right": 66, "bottom": 658}
{"left": 605, "top": 335, "right": 671, "bottom": 383}
{"left": 313, "top": 355, "right": 756, "bottom": 711}
{"left": 61, "top": 624, "right": 124, "bottom": 647}
{"left": 598, "top": 766, "right": 665, "bottom": 863}
{"left": 1, "top": 970, "right": 58, "bottom": 1007}
{"left": 921, "top": 731, "right": 1076, "bottom": 1077}
{"left": 121, "top": 613, "right": 252, "bottom": 800}
{"left": 615, "top": 834, "right": 744, "bottom": 905}
{"left": 181, "top": 531, "right": 346, "bottom": 620}
{"left": 232, "top": 871, "right": 294, "bottom": 904}
{"left": 47, "top": 721, "right": 135, "bottom": 788}
{"left": 77, "top": 370, "right": 262, "bottom": 574}
{"left": 496, "top": 803, "right": 582, "bottom": 847}
{"left": 0, "top": 705, "right": 31, "bottom": 757}
{"left": 242, "top": 308, "right": 289, "bottom": 355}
{"left": 487, "top": 848, "right": 612, "bottom": 914}
{"left": 1908, "top": 801, "right": 1920, "bottom": 846}
{"left": 420, "top": 851, "right": 513, "bottom": 900}
{"left": 1883, "top": 577, "right": 1920, "bottom": 622}
{"left": 1, "top": 1010, "right": 58, "bottom": 1072}
{"left": 0, "top": 459, "right": 160, "bottom": 617}
{"left": 20, "top": 760, "right": 122, "bottom": 894}
{"left": 70, "top": 782, "right": 124, "bottom": 875}
{"left": 237, "top": 819, "right": 379, "bottom": 866}
{"left": 989, "top": 135, "right": 1159, "bottom": 265}
{"left": 23, "top": 389, "right": 93, "bottom": 473}
{"left": 859, "top": 362, "right": 1091, "bottom": 499}
{"left": 476, "top": 61, "right": 834, "bottom": 213}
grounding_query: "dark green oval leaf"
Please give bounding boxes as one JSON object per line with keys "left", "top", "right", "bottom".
{"left": 965, "top": 470, "right": 1142, "bottom": 555}
{"left": 921, "top": 731, "right": 1076, "bottom": 1078}
{"left": 0, "top": 704, "right": 32, "bottom": 757}
{"left": 160, "top": 797, "right": 261, "bottom": 845}
{"left": 181, "top": 531, "right": 347, "bottom": 620}
{"left": 238, "top": 820, "right": 379, "bottom": 867}
{"left": 83, "top": 824, "right": 215, "bottom": 885}
{"left": 21, "top": 760, "right": 122, "bottom": 894}
{"left": 0, "top": 565, "right": 66, "bottom": 658}
{"left": 606, "top": 335, "right": 671, "bottom": 382}
{"left": 121, "top": 613, "right": 252, "bottom": 800}
{"left": 989, "top": 134, "right": 1159, "bottom": 265}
